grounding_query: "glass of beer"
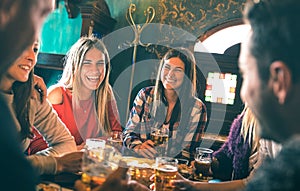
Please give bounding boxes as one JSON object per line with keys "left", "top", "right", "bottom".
{"left": 124, "top": 157, "right": 155, "bottom": 187}
{"left": 81, "top": 138, "right": 121, "bottom": 187}
{"left": 177, "top": 159, "right": 192, "bottom": 179}
{"left": 154, "top": 157, "right": 178, "bottom": 191}
{"left": 150, "top": 126, "right": 169, "bottom": 156}
{"left": 107, "top": 131, "right": 123, "bottom": 151}
{"left": 194, "top": 147, "right": 213, "bottom": 181}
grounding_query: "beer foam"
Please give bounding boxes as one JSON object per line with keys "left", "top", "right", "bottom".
{"left": 157, "top": 164, "right": 178, "bottom": 172}
{"left": 195, "top": 159, "right": 211, "bottom": 164}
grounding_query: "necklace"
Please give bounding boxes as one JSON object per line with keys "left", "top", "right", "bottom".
{"left": 79, "top": 98, "right": 93, "bottom": 114}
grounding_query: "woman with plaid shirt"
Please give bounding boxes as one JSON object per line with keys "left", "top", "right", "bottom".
{"left": 123, "top": 48, "right": 207, "bottom": 160}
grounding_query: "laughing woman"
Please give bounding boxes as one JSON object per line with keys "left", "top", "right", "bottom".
{"left": 0, "top": 39, "right": 81, "bottom": 175}
{"left": 46, "top": 35, "right": 122, "bottom": 148}
{"left": 123, "top": 48, "right": 207, "bottom": 160}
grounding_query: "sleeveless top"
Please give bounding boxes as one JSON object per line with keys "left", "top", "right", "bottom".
{"left": 27, "top": 86, "right": 122, "bottom": 152}
{"left": 53, "top": 87, "right": 122, "bottom": 145}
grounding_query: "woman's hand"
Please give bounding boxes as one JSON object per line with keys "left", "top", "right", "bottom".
{"left": 171, "top": 173, "right": 198, "bottom": 191}
{"left": 77, "top": 142, "right": 85, "bottom": 151}
{"left": 32, "top": 74, "right": 47, "bottom": 103}
{"left": 55, "top": 151, "right": 83, "bottom": 174}
{"left": 172, "top": 180, "right": 198, "bottom": 191}
{"left": 133, "top": 140, "right": 157, "bottom": 159}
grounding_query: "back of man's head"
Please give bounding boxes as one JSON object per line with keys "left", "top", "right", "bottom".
{"left": 244, "top": 0, "right": 300, "bottom": 84}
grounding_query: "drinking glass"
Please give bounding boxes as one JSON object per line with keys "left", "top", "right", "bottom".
{"left": 150, "top": 126, "right": 169, "bottom": 156}
{"left": 81, "top": 138, "right": 121, "bottom": 187}
{"left": 124, "top": 157, "right": 155, "bottom": 188}
{"left": 107, "top": 131, "right": 123, "bottom": 151}
{"left": 194, "top": 147, "right": 213, "bottom": 181}
{"left": 177, "top": 159, "right": 192, "bottom": 179}
{"left": 154, "top": 157, "right": 178, "bottom": 191}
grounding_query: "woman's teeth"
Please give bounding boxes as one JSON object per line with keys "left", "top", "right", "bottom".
{"left": 87, "top": 76, "right": 99, "bottom": 81}
{"left": 166, "top": 78, "right": 175, "bottom": 83}
{"left": 19, "top": 65, "right": 30, "bottom": 70}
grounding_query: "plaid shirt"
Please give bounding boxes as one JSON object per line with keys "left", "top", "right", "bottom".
{"left": 123, "top": 86, "right": 207, "bottom": 160}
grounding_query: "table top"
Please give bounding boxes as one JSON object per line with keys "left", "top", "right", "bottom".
{"left": 39, "top": 172, "right": 81, "bottom": 190}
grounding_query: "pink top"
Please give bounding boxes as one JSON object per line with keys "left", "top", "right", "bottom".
{"left": 53, "top": 87, "right": 122, "bottom": 145}
{"left": 27, "top": 86, "right": 122, "bottom": 151}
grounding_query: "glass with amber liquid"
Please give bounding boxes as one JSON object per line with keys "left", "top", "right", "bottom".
{"left": 107, "top": 131, "right": 123, "bottom": 151}
{"left": 122, "top": 157, "right": 155, "bottom": 187}
{"left": 154, "top": 157, "right": 178, "bottom": 191}
{"left": 81, "top": 139, "right": 121, "bottom": 187}
{"left": 194, "top": 147, "right": 213, "bottom": 181}
{"left": 150, "top": 126, "right": 169, "bottom": 156}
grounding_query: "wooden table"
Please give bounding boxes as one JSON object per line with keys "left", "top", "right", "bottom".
{"left": 39, "top": 172, "right": 81, "bottom": 190}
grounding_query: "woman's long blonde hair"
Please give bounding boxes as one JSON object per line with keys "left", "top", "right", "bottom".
{"left": 59, "top": 35, "right": 112, "bottom": 134}
{"left": 241, "top": 105, "right": 260, "bottom": 154}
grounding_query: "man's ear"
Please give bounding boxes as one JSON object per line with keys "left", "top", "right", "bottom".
{"left": 269, "top": 61, "right": 291, "bottom": 104}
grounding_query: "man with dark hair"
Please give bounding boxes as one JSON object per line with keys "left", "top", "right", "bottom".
{"left": 0, "top": 0, "right": 54, "bottom": 190}
{"left": 239, "top": 0, "right": 300, "bottom": 190}
{"left": 170, "top": 0, "right": 299, "bottom": 191}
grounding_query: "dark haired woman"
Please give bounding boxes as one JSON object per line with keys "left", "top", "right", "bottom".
{"left": 123, "top": 48, "right": 207, "bottom": 160}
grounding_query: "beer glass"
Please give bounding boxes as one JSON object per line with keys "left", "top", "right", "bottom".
{"left": 107, "top": 131, "right": 123, "bottom": 150}
{"left": 124, "top": 157, "right": 154, "bottom": 187}
{"left": 177, "top": 159, "right": 192, "bottom": 179}
{"left": 150, "top": 126, "right": 169, "bottom": 156}
{"left": 81, "top": 138, "right": 121, "bottom": 187}
{"left": 155, "top": 157, "right": 178, "bottom": 191}
{"left": 194, "top": 147, "right": 213, "bottom": 181}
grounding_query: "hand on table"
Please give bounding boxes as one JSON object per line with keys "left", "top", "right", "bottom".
{"left": 133, "top": 140, "right": 157, "bottom": 159}
{"left": 55, "top": 151, "right": 83, "bottom": 174}
{"left": 171, "top": 173, "right": 200, "bottom": 191}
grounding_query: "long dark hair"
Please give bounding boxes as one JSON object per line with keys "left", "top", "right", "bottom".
{"left": 152, "top": 47, "right": 197, "bottom": 126}
{"left": 12, "top": 70, "right": 34, "bottom": 140}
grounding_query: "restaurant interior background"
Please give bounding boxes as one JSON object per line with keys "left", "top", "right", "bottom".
{"left": 35, "top": 0, "right": 247, "bottom": 151}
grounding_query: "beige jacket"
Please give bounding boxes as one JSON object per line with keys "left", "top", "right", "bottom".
{"left": 1, "top": 91, "right": 77, "bottom": 175}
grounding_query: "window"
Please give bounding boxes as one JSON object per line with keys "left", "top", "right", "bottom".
{"left": 194, "top": 24, "right": 250, "bottom": 54}
{"left": 205, "top": 72, "right": 237, "bottom": 105}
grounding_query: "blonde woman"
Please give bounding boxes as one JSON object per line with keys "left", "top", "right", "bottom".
{"left": 173, "top": 106, "right": 264, "bottom": 191}
{"left": 211, "top": 106, "right": 259, "bottom": 181}
{"left": 47, "top": 35, "right": 122, "bottom": 148}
